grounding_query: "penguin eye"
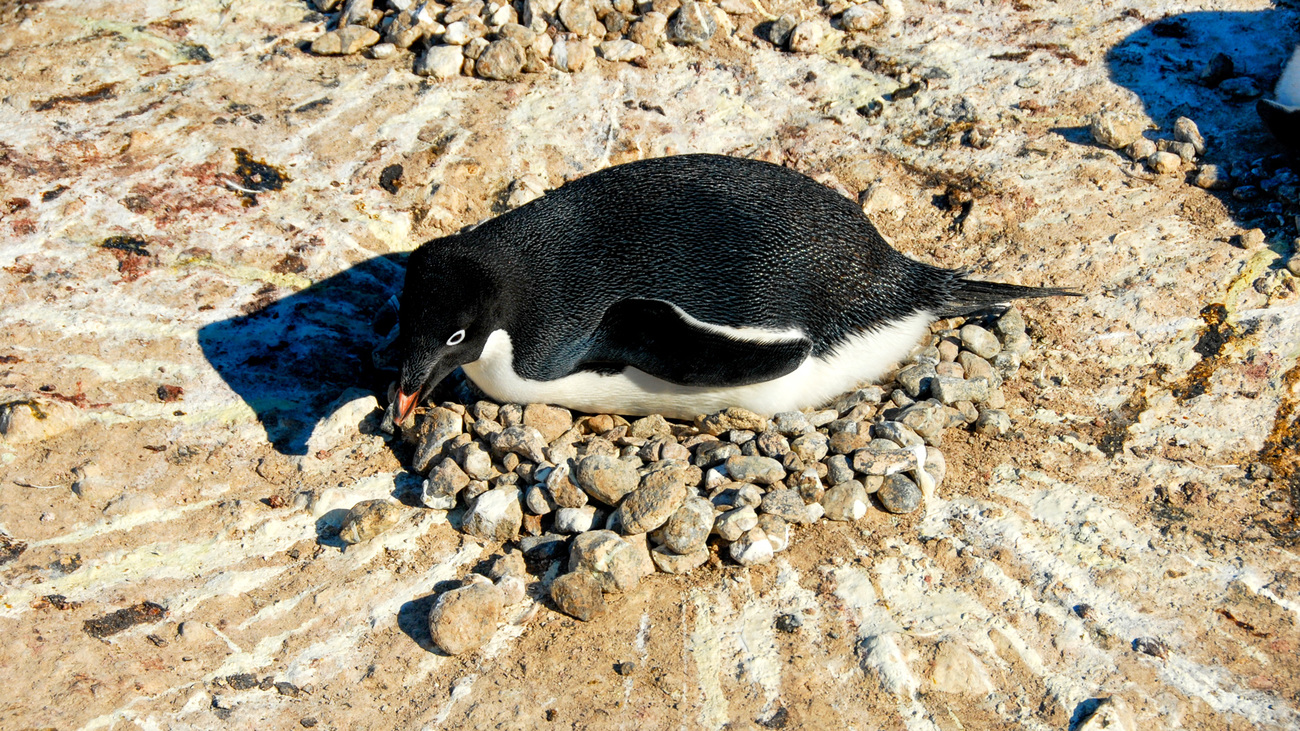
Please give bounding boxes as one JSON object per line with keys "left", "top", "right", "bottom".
{"left": 446, "top": 329, "right": 466, "bottom": 346}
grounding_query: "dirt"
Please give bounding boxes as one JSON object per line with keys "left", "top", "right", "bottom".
{"left": 0, "top": 0, "right": 1298, "bottom": 729}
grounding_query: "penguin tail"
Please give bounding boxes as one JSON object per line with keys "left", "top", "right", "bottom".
{"left": 935, "top": 270, "right": 1081, "bottom": 318}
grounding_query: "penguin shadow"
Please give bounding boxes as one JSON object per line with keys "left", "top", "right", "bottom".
{"left": 197, "top": 252, "right": 407, "bottom": 456}
{"left": 397, "top": 580, "right": 463, "bottom": 654}
{"left": 1102, "top": 8, "right": 1300, "bottom": 227}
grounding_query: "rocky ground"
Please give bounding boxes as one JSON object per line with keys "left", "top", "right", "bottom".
{"left": 1, "top": 0, "right": 1299, "bottom": 729}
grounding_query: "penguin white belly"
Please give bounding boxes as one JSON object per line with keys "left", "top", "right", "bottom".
{"left": 460, "top": 312, "right": 932, "bottom": 419}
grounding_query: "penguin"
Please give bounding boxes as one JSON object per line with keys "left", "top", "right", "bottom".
{"left": 393, "top": 154, "right": 1075, "bottom": 421}
{"left": 1257, "top": 45, "right": 1300, "bottom": 149}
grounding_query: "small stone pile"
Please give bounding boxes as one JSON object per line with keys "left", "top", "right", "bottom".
{"left": 1089, "top": 111, "right": 1208, "bottom": 177}
{"left": 360, "top": 307, "right": 1033, "bottom": 649}
{"left": 307, "top": 0, "right": 731, "bottom": 80}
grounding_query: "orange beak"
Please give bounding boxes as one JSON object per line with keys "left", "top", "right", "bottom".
{"left": 395, "top": 389, "right": 420, "bottom": 423}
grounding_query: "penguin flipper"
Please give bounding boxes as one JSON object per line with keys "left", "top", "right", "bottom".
{"left": 577, "top": 299, "right": 812, "bottom": 387}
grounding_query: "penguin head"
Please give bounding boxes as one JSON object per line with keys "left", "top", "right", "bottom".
{"left": 394, "top": 247, "right": 500, "bottom": 421}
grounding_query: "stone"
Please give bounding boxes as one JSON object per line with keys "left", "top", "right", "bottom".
{"left": 428, "top": 582, "right": 502, "bottom": 655}
{"left": 492, "top": 425, "right": 547, "bottom": 462}
{"left": 730, "top": 527, "right": 774, "bottom": 565}
{"left": 575, "top": 454, "right": 638, "bottom": 505}
{"left": 895, "top": 363, "right": 936, "bottom": 399}
{"left": 825, "top": 454, "right": 855, "bottom": 484}
{"left": 422, "top": 458, "right": 472, "bottom": 509}
{"left": 788, "top": 20, "right": 823, "bottom": 54}
{"left": 974, "top": 408, "right": 1011, "bottom": 436}
{"left": 488, "top": 551, "right": 527, "bottom": 580}
{"left": 1219, "top": 76, "right": 1260, "bottom": 99}
{"left": 924, "top": 446, "right": 947, "bottom": 485}
{"left": 1125, "top": 138, "right": 1156, "bottom": 161}
{"left": 615, "top": 471, "right": 687, "bottom": 534}
{"left": 788, "top": 432, "right": 828, "bottom": 462}
{"left": 496, "top": 574, "right": 526, "bottom": 605}
{"left": 627, "top": 11, "right": 668, "bottom": 48}
{"left": 768, "top": 13, "right": 797, "bottom": 47}
{"left": 476, "top": 39, "right": 525, "bottom": 80}
{"left": 959, "top": 324, "right": 1001, "bottom": 359}
{"left": 628, "top": 414, "right": 672, "bottom": 439}
{"left": 550, "top": 571, "right": 606, "bottom": 620}
{"left": 759, "top": 489, "right": 810, "bottom": 524}
{"left": 899, "top": 401, "right": 947, "bottom": 443}
{"left": 957, "top": 352, "right": 996, "bottom": 383}
{"left": 696, "top": 407, "right": 766, "bottom": 435}
{"left": 852, "top": 446, "right": 920, "bottom": 475}
{"left": 1239, "top": 228, "right": 1266, "bottom": 250}
{"left": 442, "top": 20, "right": 476, "bottom": 44}
{"left": 543, "top": 461, "right": 588, "bottom": 508}
{"left": 522, "top": 404, "right": 572, "bottom": 443}
{"left": 755, "top": 431, "right": 790, "bottom": 458}
{"left": 718, "top": 0, "right": 753, "bottom": 13}
{"left": 1147, "top": 151, "right": 1181, "bottom": 175}
{"left": 339, "top": 499, "right": 402, "bottom": 544}
{"left": 444, "top": 0, "right": 486, "bottom": 24}
{"left": 668, "top": 0, "right": 716, "bottom": 45}
{"left": 462, "top": 488, "right": 523, "bottom": 542}
{"left": 693, "top": 439, "right": 739, "bottom": 467}
{"left": 386, "top": 3, "right": 438, "bottom": 47}
{"left": 520, "top": 532, "right": 568, "bottom": 559}
{"left": 771, "top": 411, "right": 812, "bottom": 436}
{"left": 599, "top": 39, "right": 647, "bottom": 62}
{"left": 724, "top": 455, "right": 784, "bottom": 485}
{"left": 1199, "top": 52, "right": 1233, "bottom": 87}
{"left": 1076, "top": 697, "right": 1135, "bottom": 731}
{"left": 714, "top": 505, "right": 758, "bottom": 541}
{"left": 1090, "top": 110, "right": 1146, "bottom": 150}
{"left": 506, "top": 174, "right": 547, "bottom": 208}
{"left": 550, "top": 36, "right": 594, "bottom": 72}
{"left": 368, "top": 42, "right": 398, "bottom": 59}
{"left": 877, "top": 473, "right": 921, "bottom": 514}
{"left": 932, "top": 376, "right": 991, "bottom": 405}
{"left": 472, "top": 417, "right": 503, "bottom": 439}
{"left": 658, "top": 497, "right": 714, "bottom": 554}
{"left": 340, "top": 0, "right": 374, "bottom": 27}
{"left": 651, "top": 545, "right": 709, "bottom": 573}
{"left": 557, "top": 0, "right": 597, "bottom": 34}
{"left": 822, "top": 480, "right": 868, "bottom": 521}
{"left": 569, "top": 530, "right": 642, "bottom": 592}
{"left": 841, "top": 2, "right": 885, "bottom": 31}
{"left": 311, "top": 25, "right": 381, "bottom": 55}
{"left": 1168, "top": 141, "right": 1197, "bottom": 163}
{"left": 793, "top": 468, "right": 824, "bottom": 503}
{"left": 757, "top": 513, "right": 789, "bottom": 552}
{"left": 555, "top": 505, "right": 598, "bottom": 533}
{"left": 1287, "top": 254, "right": 1300, "bottom": 277}
{"left": 524, "top": 483, "right": 557, "bottom": 514}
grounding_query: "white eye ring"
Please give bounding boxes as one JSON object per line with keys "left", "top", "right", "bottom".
{"left": 446, "top": 329, "right": 466, "bottom": 346}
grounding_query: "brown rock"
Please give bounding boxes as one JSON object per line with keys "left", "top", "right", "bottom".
{"left": 310, "top": 25, "right": 381, "bottom": 55}
{"left": 428, "top": 582, "right": 502, "bottom": 654}
{"left": 523, "top": 403, "right": 573, "bottom": 443}
{"left": 550, "top": 570, "right": 606, "bottom": 621}
{"left": 338, "top": 500, "right": 402, "bottom": 544}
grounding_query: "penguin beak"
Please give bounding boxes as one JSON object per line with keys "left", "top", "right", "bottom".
{"left": 395, "top": 389, "right": 420, "bottom": 423}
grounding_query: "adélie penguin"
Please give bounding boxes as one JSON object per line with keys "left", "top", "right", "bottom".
{"left": 1258, "top": 44, "right": 1300, "bottom": 149}
{"left": 394, "top": 154, "right": 1077, "bottom": 421}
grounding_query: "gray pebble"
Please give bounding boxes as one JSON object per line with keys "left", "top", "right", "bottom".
{"left": 459, "top": 442, "right": 495, "bottom": 480}
{"left": 546, "top": 460, "right": 589, "bottom": 508}
{"left": 1219, "top": 76, "right": 1261, "bottom": 99}
{"left": 851, "top": 446, "right": 920, "bottom": 475}
{"left": 772, "top": 411, "right": 813, "bottom": 436}
{"left": 789, "top": 432, "right": 829, "bottom": 462}
{"left": 895, "top": 363, "right": 936, "bottom": 399}
{"left": 724, "top": 455, "right": 785, "bottom": 485}
{"left": 1090, "top": 109, "right": 1146, "bottom": 149}
{"left": 759, "top": 488, "right": 810, "bottom": 524}
{"left": 792, "top": 468, "right": 824, "bottom": 503}
{"left": 769, "top": 13, "right": 797, "bottom": 47}
{"left": 669, "top": 0, "right": 717, "bottom": 45}
{"left": 657, "top": 497, "right": 714, "bottom": 554}
{"left": 756, "top": 430, "right": 790, "bottom": 458}
{"left": 492, "top": 425, "right": 547, "bottom": 463}
{"left": 519, "top": 532, "right": 568, "bottom": 559}
{"left": 499, "top": 403, "right": 523, "bottom": 427}
{"left": 825, "top": 454, "right": 855, "bottom": 485}
{"left": 877, "top": 473, "right": 922, "bottom": 514}
{"left": 413, "top": 407, "right": 464, "bottom": 473}
{"left": 898, "top": 401, "right": 947, "bottom": 443}
{"left": 627, "top": 413, "right": 672, "bottom": 439}
{"left": 959, "top": 324, "right": 1001, "bottom": 359}
{"left": 788, "top": 20, "right": 823, "bottom": 54}
{"left": 931, "top": 376, "right": 990, "bottom": 405}
{"left": 873, "top": 420, "right": 923, "bottom": 447}
{"left": 1148, "top": 151, "right": 1182, "bottom": 175}
{"left": 1126, "top": 138, "right": 1156, "bottom": 161}
{"left": 693, "top": 440, "right": 740, "bottom": 468}
{"left": 757, "top": 514, "right": 789, "bottom": 552}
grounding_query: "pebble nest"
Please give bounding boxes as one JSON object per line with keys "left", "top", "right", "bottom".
{"left": 305, "top": 0, "right": 897, "bottom": 80}
{"left": 340, "top": 305, "right": 1038, "bottom": 654}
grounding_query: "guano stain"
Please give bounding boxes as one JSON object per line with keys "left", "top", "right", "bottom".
{"left": 232, "top": 148, "right": 290, "bottom": 207}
